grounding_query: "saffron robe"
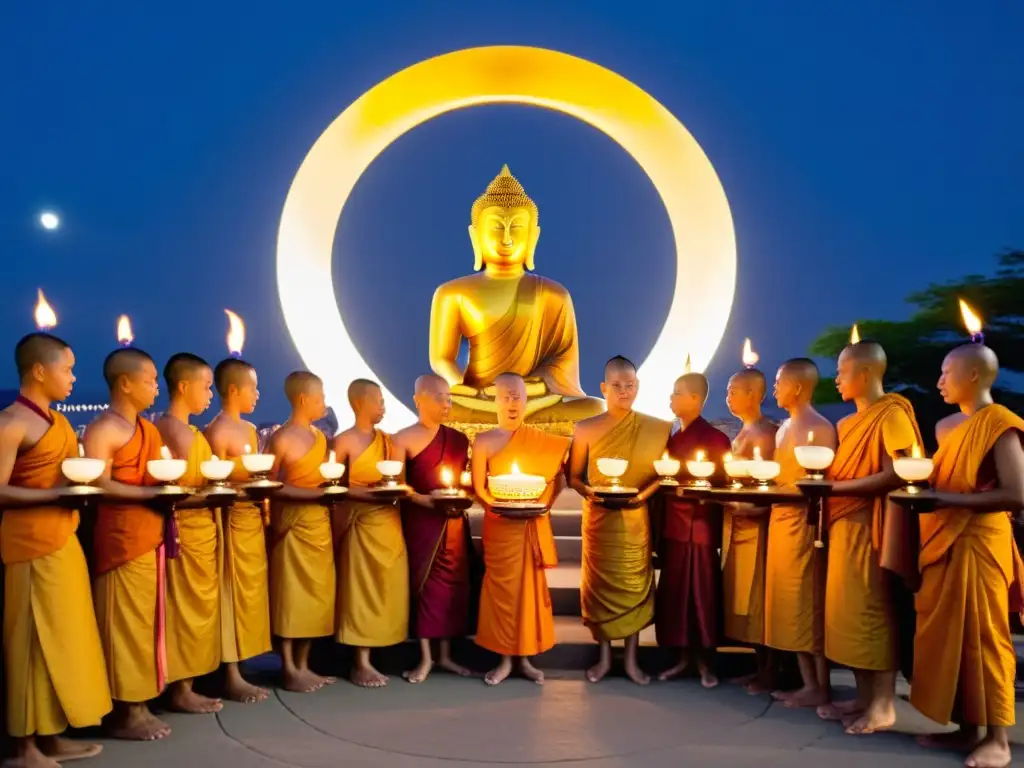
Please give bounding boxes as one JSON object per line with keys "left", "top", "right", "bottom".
{"left": 219, "top": 425, "right": 272, "bottom": 663}
{"left": 3, "top": 411, "right": 112, "bottom": 737}
{"left": 655, "top": 417, "right": 731, "bottom": 649}
{"left": 401, "top": 425, "right": 472, "bottom": 639}
{"left": 334, "top": 430, "right": 409, "bottom": 647}
{"left": 910, "top": 405, "right": 1024, "bottom": 727}
{"left": 764, "top": 439, "right": 823, "bottom": 654}
{"left": 476, "top": 426, "right": 570, "bottom": 657}
{"left": 93, "top": 418, "right": 167, "bottom": 702}
{"left": 824, "top": 394, "right": 920, "bottom": 671}
{"left": 269, "top": 429, "right": 335, "bottom": 639}
{"left": 165, "top": 427, "right": 221, "bottom": 682}
{"left": 581, "top": 411, "right": 671, "bottom": 642}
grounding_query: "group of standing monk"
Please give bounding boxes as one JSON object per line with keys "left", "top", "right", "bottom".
{"left": 1, "top": 332, "right": 1022, "bottom": 768}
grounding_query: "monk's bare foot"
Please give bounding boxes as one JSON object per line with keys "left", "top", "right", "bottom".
{"left": 586, "top": 657, "right": 612, "bottom": 684}
{"left": 657, "top": 659, "right": 689, "bottom": 682}
{"left": 844, "top": 701, "right": 896, "bottom": 735}
{"left": 403, "top": 660, "right": 433, "bottom": 684}
{"left": 731, "top": 672, "right": 757, "bottom": 686}
{"left": 485, "top": 657, "right": 513, "bottom": 686}
{"left": 283, "top": 667, "right": 327, "bottom": 693}
{"left": 520, "top": 659, "right": 545, "bottom": 684}
{"left": 965, "top": 736, "right": 1012, "bottom": 768}
{"left": 817, "top": 699, "right": 862, "bottom": 721}
{"left": 3, "top": 742, "right": 61, "bottom": 768}
{"left": 438, "top": 658, "right": 473, "bottom": 677}
{"left": 780, "top": 686, "right": 827, "bottom": 708}
{"left": 917, "top": 730, "right": 981, "bottom": 753}
{"left": 223, "top": 677, "right": 270, "bottom": 704}
{"left": 698, "top": 665, "right": 719, "bottom": 689}
{"left": 351, "top": 664, "right": 388, "bottom": 689}
{"left": 37, "top": 735, "right": 103, "bottom": 762}
{"left": 624, "top": 658, "right": 650, "bottom": 686}
{"left": 106, "top": 708, "right": 171, "bottom": 741}
{"left": 169, "top": 685, "right": 223, "bottom": 714}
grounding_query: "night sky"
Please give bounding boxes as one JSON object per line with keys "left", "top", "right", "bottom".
{"left": 3, "top": 0, "right": 1022, "bottom": 423}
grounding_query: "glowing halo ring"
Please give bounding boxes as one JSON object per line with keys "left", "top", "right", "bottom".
{"left": 277, "top": 45, "right": 735, "bottom": 430}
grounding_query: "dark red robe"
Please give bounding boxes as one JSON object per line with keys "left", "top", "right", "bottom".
{"left": 401, "top": 425, "right": 473, "bottom": 639}
{"left": 655, "top": 416, "right": 732, "bottom": 649}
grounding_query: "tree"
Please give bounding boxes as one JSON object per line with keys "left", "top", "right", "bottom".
{"left": 809, "top": 250, "right": 1024, "bottom": 449}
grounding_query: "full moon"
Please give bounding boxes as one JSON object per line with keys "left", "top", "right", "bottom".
{"left": 39, "top": 211, "right": 60, "bottom": 230}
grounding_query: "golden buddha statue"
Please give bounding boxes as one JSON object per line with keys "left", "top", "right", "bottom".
{"left": 429, "top": 165, "right": 605, "bottom": 437}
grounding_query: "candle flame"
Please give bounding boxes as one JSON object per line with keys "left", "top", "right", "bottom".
{"left": 34, "top": 289, "right": 57, "bottom": 330}
{"left": 160, "top": 445, "right": 172, "bottom": 460}
{"left": 753, "top": 446, "right": 762, "bottom": 460}
{"left": 441, "top": 466, "right": 453, "bottom": 487}
{"left": 695, "top": 450, "right": 705, "bottom": 462}
{"left": 225, "top": 309, "right": 245, "bottom": 356}
{"left": 807, "top": 430, "right": 814, "bottom": 444}
{"left": 510, "top": 461, "right": 521, "bottom": 475}
{"left": 741, "top": 338, "right": 759, "bottom": 367}
{"left": 661, "top": 451, "right": 669, "bottom": 461}
{"left": 116, "top": 315, "right": 134, "bottom": 345}
{"left": 328, "top": 450, "right": 336, "bottom": 464}
{"left": 850, "top": 324, "right": 860, "bottom": 345}
{"left": 460, "top": 469, "right": 472, "bottom": 487}
{"left": 958, "top": 298, "right": 983, "bottom": 337}
{"left": 243, "top": 444, "right": 252, "bottom": 455}
{"left": 78, "top": 443, "right": 85, "bottom": 458}
{"left": 724, "top": 452, "right": 733, "bottom": 463}
{"left": 683, "top": 353, "right": 692, "bottom": 374}
{"left": 911, "top": 443, "right": 922, "bottom": 459}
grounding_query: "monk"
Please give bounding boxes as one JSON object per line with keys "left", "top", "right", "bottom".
{"left": 763, "top": 358, "right": 836, "bottom": 708}
{"left": 655, "top": 372, "right": 731, "bottom": 687}
{"left": 722, "top": 367, "right": 777, "bottom": 693}
{"left": 472, "top": 373, "right": 570, "bottom": 685}
{"left": 155, "top": 353, "right": 223, "bottom": 715}
{"left": 333, "top": 379, "right": 409, "bottom": 688}
{"left": 568, "top": 356, "right": 671, "bottom": 685}
{"left": 205, "top": 357, "right": 271, "bottom": 703}
{"left": 392, "top": 374, "right": 473, "bottom": 684}
{"left": 266, "top": 372, "right": 335, "bottom": 693}
{"left": 0, "top": 333, "right": 111, "bottom": 767}
{"left": 84, "top": 348, "right": 170, "bottom": 740}
{"left": 910, "top": 343, "right": 1024, "bottom": 768}
{"left": 822, "top": 341, "right": 921, "bottom": 733}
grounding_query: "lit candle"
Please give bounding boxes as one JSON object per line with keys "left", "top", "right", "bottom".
{"left": 459, "top": 469, "right": 472, "bottom": 487}
{"left": 653, "top": 450, "right": 681, "bottom": 480}
{"left": 959, "top": 298, "right": 984, "bottom": 344}
{"left": 34, "top": 289, "right": 58, "bottom": 330}
{"left": 894, "top": 442, "right": 934, "bottom": 487}
{"left": 489, "top": 460, "right": 546, "bottom": 501}
{"left": 328, "top": 450, "right": 337, "bottom": 464}
{"left": 752, "top": 446, "right": 762, "bottom": 461}
{"left": 794, "top": 430, "right": 835, "bottom": 478}
{"left": 225, "top": 309, "right": 245, "bottom": 359}
{"left": 686, "top": 449, "right": 716, "bottom": 484}
{"left": 441, "top": 466, "right": 453, "bottom": 489}
{"left": 850, "top": 324, "right": 860, "bottom": 345}
{"left": 741, "top": 338, "right": 759, "bottom": 369}
{"left": 724, "top": 452, "right": 751, "bottom": 481}
{"left": 116, "top": 315, "right": 134, "bottom": 347}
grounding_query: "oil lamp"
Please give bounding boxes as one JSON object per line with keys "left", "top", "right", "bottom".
{"left": 653, "top": 451, "right": 681, "bottom": 486}
{"left": 685, "top": 450, "right": 715, "bottom": 488}
{"left": 794, "top": 431, "right": 835, "bottom": 481}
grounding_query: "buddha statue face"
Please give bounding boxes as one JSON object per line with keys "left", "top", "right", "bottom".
{"left": 469, "top": 165, "right": 541, "bottom": 272}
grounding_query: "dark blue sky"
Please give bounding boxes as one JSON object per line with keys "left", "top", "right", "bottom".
{"left": 3, "top": 1, "right": 1022, "bottom": 421}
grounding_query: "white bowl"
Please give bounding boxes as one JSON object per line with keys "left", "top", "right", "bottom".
{"left": 376, "top": 460, "right": 403, "bottom": 477}
{"left": 489, "top": 472, "right": 546, "bottom": 501}
{"left": 147, "top": 458, "right": 187, "bottom": 483}
{"left": 319, "top": 462, "right": 346, "bottom": 481}
{"left": 653, "top": 458, "right": 681, "bottom": 477}
{"left": 748, "top": 460, "right": 781, "bottom": 483}
{"left": 794, "top": 446, "right": 836, "bottom": 472}
{"left": 200, "top": 458, "right": 234, "bottom": 481}
{"left": 596, "top": 457, "right": 628, "bottom": 479}
{"left": 240, "top": 453, "right": 274, "bottom": 474}
{"left": 894, "top": 457, "right": 933, "bottom": 483}
{"left": 686, "top": 460, "right": 716, "bottom": 479}
{"left": 62, "top": 457, "right": 105, "bottom": 484}
{"left": 724, "top": 459, "right": 752, "bottom": 479}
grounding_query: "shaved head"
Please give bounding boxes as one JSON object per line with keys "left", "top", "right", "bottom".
{"left": 604, "top": 355, "right": 636, "bottom": 379}
{"left": 839, "top": 340, "right": 887, "bottom": 376}
{"left": 285, "top": 371, "right": 323, "bottom": 405}
{"left": 494, "top": 373, "right": 527, "bottom": 429}
{"left": 164, "top": 352, "right": 211, "bottom": 394}
{"left": 730, "top": 368, "right": 766, "bottom": 398}
{"left": 347, "top": 378, "right": 380, "bottom": 409}
{"left": 103, "top": 348, "right": 155, "bottom": 391}
{"left": 494, "top": 372, "right": 527, "bottom": 395}
{"left": 780, "top": 358, "right": 820, "bottom": 386}
{"left": 214, "top": 358, "right": 255, "bottom": 398}
{"left": 674, "top": 373, "right": 709, "bottom": 403}
{"left": 948, "top": 343, "right": 999, "bottom": 387}
{"left": 15, "top": 332, "right": 70, "bottom": 382}
{"left": 414, "top": 373, "right": 448, "bottom": 396}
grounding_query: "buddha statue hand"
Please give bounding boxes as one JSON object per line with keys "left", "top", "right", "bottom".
{"left": 451, "top": 383, "right": 481, "bottom": 397}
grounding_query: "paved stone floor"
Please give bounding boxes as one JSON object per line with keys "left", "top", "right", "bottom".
{"left": 86, "top": 670, "right": 1024, "bottom": 768}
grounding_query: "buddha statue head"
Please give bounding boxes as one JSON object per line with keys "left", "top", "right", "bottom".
{"left": 469, "top": 165, "right": 541, "bottom": 272}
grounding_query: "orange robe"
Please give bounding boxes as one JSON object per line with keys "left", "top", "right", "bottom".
{"left": 165, "top": 427, "right": 220, "bottom": 683}
{"left": 764, "top": 441, "right": 822, "bottom": 654}
{"left": 2, "top": 411, "right": 111, "bottom": 737}
{"left": 476, "top": 426, "right": 570, "bottom": 657}
{"left": 581, "top": 411, "right": 671, "bottom": 642}
{"left": 825, "top": 394, "right": 920, "bottom": 671}
{"left": 93, "top": 418, "right": 167, "bottom": 703}
{"left": 269, "top": 429, "right": 335, "bottom": 639}
{"left": 910, "top": 404, "right": 1024, "bottom": 727}
{"left": 219, "top": 426, "right": 271, "bottom": 663}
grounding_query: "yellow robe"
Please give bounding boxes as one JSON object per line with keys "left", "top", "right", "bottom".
{"left": 721, "top": 509, "right": 768, "bottom": 645}
{"left": 334, "top": 430, "right": 409, "bottom": 647}
{"left": 269, "top": 429, "right": 335, "bottom": 639}
{"left": 824, "top": 394, "right": 920, "bottom": 671}
{"left": 219, "top": 426, "right": 272, "bottom": 663}
{"left": 476, "top": 426, "right": 570, "bottom": 656}
{"left": 910, "top": 404, "right": 1024, "bottom": 727}
{"left": 764, "top": 441, "right": 823, "bottom": 654}
{"left": 580, "top": 411, "right": 671, "bottom": 642}
{"left": 165, "top": 427, "right": 221, "bottom": 683}
{"left": 3, "top": 411, "right": 111, "bottom": 737}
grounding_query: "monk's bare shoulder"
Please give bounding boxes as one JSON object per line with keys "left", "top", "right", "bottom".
{"left": 935, "top": 413, "right": 966, "bottom": 445}
{"left": 155, "top": 415, "right": 193, "bottom": 457}
{"left": 391, "top": 423, "right": 423, "bottom": 448}
{"left": 0, "top": 410, "right": 27, "bottom": 450}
